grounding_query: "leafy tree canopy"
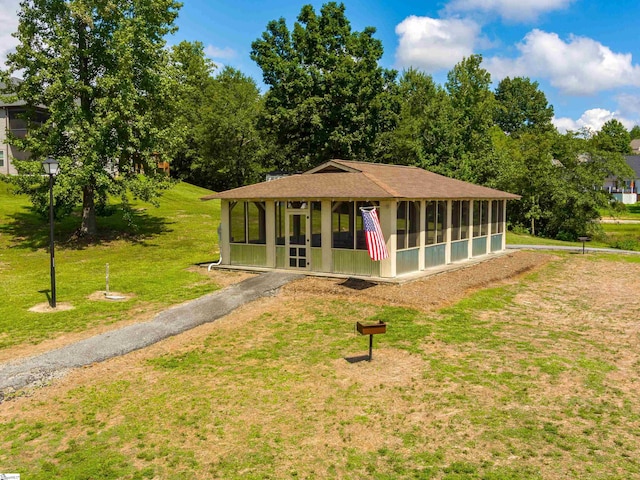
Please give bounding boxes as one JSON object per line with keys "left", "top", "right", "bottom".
{"left": 380, "top": 69, "right": 459, "bottom": 175}
{"left": 251, "top": 2, "right": 398, "bottom": 172}
{"left": 592, "top": 119, "right": 632, "bottom": 155}
{"left": 167, "top": 40, "right": 217, "bottom": 182}
{"left": 444, "top": 54, "right": 496, "bottom": 182}
{"left": 192, "top": 66, "right": 266, "bottom": 191}
{"left": 494, "top": 76, "right": 554, "bottom": 135}
{"left": 1, "top": 0, "right": 181, "bottom": 236}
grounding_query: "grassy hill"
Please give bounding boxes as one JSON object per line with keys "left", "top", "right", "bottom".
{"left": 3, "top": 182, "right": 640, "bottom": 478}
{"left": 0, "top": 180, "right": 222, "bottom": 350}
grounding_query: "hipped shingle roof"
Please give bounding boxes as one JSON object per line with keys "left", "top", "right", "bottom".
{"left": 203, "top": 159, "right": 520, "bottom": 201}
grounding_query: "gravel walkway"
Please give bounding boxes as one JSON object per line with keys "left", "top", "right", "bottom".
{"left": 0, "top": 271, "right": 301, "bottom": 400}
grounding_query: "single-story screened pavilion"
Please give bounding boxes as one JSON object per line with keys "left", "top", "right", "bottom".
{"left": 204, "top": 160, "right": 520, "bottom": 279}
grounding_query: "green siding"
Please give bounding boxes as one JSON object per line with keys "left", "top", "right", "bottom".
{"left": 451, "top": 240, "right": 469, "bottom": 262}
{"left": 310, "top": 248, "right": 323, "bottom": 272}
{"left": 332, "top": 249, "right": 380, "bottom": 276}
{"left": 397, "top": 248, "right": 420, "bottom": 275}
{"left": 230, "top": 244, "right": 267, "bottom": 267}
{"left": 472, "top": 237, "right": 487, "bottom": 257}
{"left": 424, "top": 244, "right": 446, "bottom": 268}
{"left": 491, "top": 233, "right": 503, "bottom": 252}
{"left": 276, "top": 246, "right": 285, "bottom": 268}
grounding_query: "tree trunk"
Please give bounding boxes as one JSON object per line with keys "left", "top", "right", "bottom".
{"left": 77, "top": 18, "right": 96, "bottom": 238}
{"left": 80, "top": 184, "right": 97, "bottom": 236}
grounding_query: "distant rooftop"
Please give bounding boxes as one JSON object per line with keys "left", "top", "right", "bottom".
{"left": 624, "top": 155, "right": 640, "bottom": 177}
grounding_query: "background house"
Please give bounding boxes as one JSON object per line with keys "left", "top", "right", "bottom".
{"left": 604, "top": 155, "right": 640, "bottom": 204}
{"left": 1, "top": 89, "right": 169, "bottom": 177}
{"left": 0, "top": 91, "right": 47, "bottom": 175}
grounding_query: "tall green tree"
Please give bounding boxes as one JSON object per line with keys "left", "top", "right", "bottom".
{"left": 167, "top": 41, "right": 216, "bottom": 182}
{"left": 501, "top": 130, "right": 633, "bottom": 239}
{"left": 192, "top": 67, "right": 266, "bottom": 191}
{"left": 546, "top": 132, "right": 631, "bottom": 239}
{"left": 251, "top": 2, "right": 398, "bottom": 172}
{"left": 494, "top": 77, "right": 554, "bottom": 135}
{"left": 497, "top": 131, "right": 558, "bottom": 237}
{"left": 445, "top": 54, "right": 496, "bottom": 182}
{"left": 380, "top": 69, "right": 459, "bottom": 175}
{"left": 1, "top": 0, "right": 181, "bottom": 236}
{"left": 630, "top": 125, "right": 640, "bottom": 140}
{"left": 592, "top": 119, "right": 632, "bottom": 155}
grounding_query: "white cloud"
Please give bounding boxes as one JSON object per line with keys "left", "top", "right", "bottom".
{"left": 0, "top": 0, "right": 20, "bottom": 69}
{"left": 204, "top": 45, "right": 236, "bottom": 60}
{"left": 553, "top": 108, "right": 636, "bottom": 133}
{"left": 446, "top": 0, "right": 575, "bottom": 22}
{"left": 616, "top": 93, "right": 640, "bottom": 122}
{"left": 486, "top": 30, "right": 640, "bottom": 95}
{"left": 394, "top": 16, "right": 480, "bottom": 72}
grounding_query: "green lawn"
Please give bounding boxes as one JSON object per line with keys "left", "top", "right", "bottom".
{"left": 2, "top": 185, "right": 640, "bottom": 478}
{"left": 508, "top": 203, "right": 640, "bottom": 251}
{"left": 506, "top": 232, "right": 614, "bottom": 249}
{"left": 506, "top": 232, "right": 583, "bottom": 247}
{"left": 2, "top": 253, "right": 639, "bottom": 478}
{"left": 600, "top": 203, "right": 640, "bottom": 220}
{"left": 0, "top": 180, "right": 222, "bottom": 350}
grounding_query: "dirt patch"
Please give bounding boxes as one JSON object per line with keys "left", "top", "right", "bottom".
{"left": 283, "top": 250, "right": 552, "bottom": 312}
{"left": 28, "top": 302, "right": 75, "bottom": 313}
{"left": 87, "top": 291, "right": 135, "bottom": 301}
{"left": 335, "top": 348, "right": 426, "bottom": 386}
{"left": 187, "top": 265, "right": 257, "bottom": 287}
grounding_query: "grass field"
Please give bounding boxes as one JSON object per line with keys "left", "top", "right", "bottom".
{"left": 2, "top": 187, "right": 640, "bottom": 478}
{"left": 0, "top": 180, "right": 222, "bottom": 351}
{"left": 601, "top": 203, "right": 640, "bottom": 220}
{"left": 1, "top": 252, "right": 640, "bottom": 479}
{"left": 508, "top": 202, "right": 640, "bottom": 250}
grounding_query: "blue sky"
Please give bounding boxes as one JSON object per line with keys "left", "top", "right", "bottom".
{"left": 170, "top": 0, "right": 640, "bottom": 133}
{"left": 2, "top": 0, "right": 639, "bottom": 133}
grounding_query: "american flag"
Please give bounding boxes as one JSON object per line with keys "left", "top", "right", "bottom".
{"left": 361, "top": 207, "right": 388, "bottom": 261}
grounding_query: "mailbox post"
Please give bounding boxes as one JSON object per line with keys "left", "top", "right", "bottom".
{"left": 356, "top": 321, "right": 387, "bottom": 361}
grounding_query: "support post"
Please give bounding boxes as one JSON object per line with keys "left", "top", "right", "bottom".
{"left": 48, "top": 173, "right": 56, "bottom": 308}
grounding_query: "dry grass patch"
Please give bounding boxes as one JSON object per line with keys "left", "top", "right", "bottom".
{"left": 2, "top": 252, "right": 640, "bottom": 479}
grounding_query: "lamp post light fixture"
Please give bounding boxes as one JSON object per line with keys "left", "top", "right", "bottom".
{"left": 42, "top": 156, "right": 59, "bottom": 308}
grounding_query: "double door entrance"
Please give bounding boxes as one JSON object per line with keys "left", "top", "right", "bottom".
{"left": 286, "top": 209, "right": 309, "bottom": 270}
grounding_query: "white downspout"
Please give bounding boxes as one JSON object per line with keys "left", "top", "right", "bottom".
{"left": 208, "top": 223, "right": 223, "bottom": 271}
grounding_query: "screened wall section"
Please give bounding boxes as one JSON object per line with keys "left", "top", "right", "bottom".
{"left": 392, "top": 201, "right": 418, "bottom": 275}
{"left": 491, "top": 200, "right": 505, "bottom": 252}
{"left": 425, "top": 201, "right": 447, "bottom": 268}
{"left": 331, "top": 201, "right": 381, "bottom": 276}
{"left": 219, "top": 196, "right": 510, "bottom": 278}
{"left": 450, "top": 200, "right": 470, "bottom": 262}
{"left": 229, "top": 201, "right": 267, "bottom": 266}
{"left": 472, "top": 200, "right": 489, "bottom": 257}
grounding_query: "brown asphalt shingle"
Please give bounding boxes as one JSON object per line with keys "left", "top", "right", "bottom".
{"left": 203, "top": 159, "right": 520, "bottom": 201}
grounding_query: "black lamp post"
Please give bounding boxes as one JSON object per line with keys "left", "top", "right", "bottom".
{"left": 42, "top": 156, "right": 59, "bottom": 308}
